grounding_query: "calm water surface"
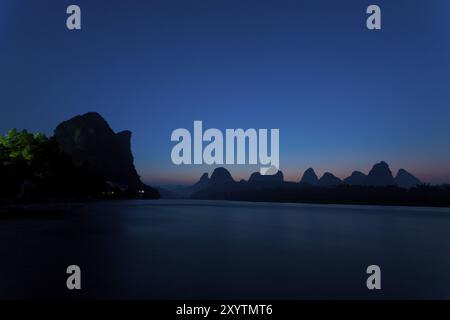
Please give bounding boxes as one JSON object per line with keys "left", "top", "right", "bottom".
{"left": 1, "top": 200, "right": 450, "bottom": 299}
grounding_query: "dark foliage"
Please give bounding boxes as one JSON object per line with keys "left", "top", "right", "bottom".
{"left": 192, "top": 182, "right": 450, "bottom": 207}
{"left": 0, "top": 129, "right": 104, "bottom": 201}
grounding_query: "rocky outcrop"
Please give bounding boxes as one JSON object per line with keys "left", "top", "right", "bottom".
{"left": 248, "top": 170, "right": 284, "bottom": 183}
{"left": 186, "top": 172, "right": 210, "bottom": 194}
{"left": 343, "top": 171, "right": 367, "bottom": 185}
{"left": 318, "top": 172, "right": 342, "bottom": 187}
{"left": 395, "top": 169, "right": 422, "bottom": 188}
{"left": 299, "top": 168, "right": 319, "bottom": 185}
{"left": 196, "top": 172, "right": 210, "bottom": 186}
{"left": 54, "top": 112, "right": 158, "bottom": 198}
{"left": 364, "top": 161, "right": 395, "bottom": 186}
{"left": 210, "top": 167, "right": 235, "bottom": 184}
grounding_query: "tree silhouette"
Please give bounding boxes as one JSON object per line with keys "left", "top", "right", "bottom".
{"left": 0, "top": 129, "right": 105, "bottom": 200}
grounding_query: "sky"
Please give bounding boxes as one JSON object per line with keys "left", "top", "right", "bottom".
{"left": 0, "top": 0, "right": 449, "bottom": 185}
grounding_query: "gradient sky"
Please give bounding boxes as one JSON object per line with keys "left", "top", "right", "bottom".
{"left": 1, "top": 0, "right": 449, "bottom": 185}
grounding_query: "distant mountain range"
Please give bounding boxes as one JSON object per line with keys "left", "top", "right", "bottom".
{"left": 160, "top": 162, "right": 450, "bottom": 206}
{"left": 167, "top": 161, "right": 423, "bottom": 198}
{"left": 299, "top": 161, "right": 422, "bottom": 188}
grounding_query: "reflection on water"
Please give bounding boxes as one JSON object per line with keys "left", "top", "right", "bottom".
{"left": 1, "top": 200, "right": 450, "bottom": 299}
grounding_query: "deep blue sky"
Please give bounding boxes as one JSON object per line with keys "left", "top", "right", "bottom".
{"left": 1, "top": 0, "right": 449, "bottom": 184}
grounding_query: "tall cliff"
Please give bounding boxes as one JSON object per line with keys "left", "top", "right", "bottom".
{"left": 54, "top": 112, "right": 158, "bottom": 198}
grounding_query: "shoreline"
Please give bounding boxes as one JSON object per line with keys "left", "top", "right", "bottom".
{"left": 2, "top": 197, "right": 450, "bottom": 215}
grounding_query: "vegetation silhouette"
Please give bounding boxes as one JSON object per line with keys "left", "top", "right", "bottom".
{"left": 0, "top": 119, "right": 160, "bottom": 204}
{"left": 0, "top": 129, "right": 104, "bottom": 202}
